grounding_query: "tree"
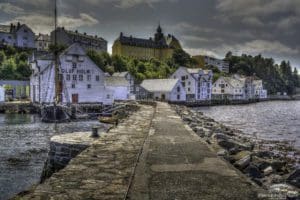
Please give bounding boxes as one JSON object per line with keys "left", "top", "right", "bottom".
{"left": 86, "top": 50, "right": 105, "bottom": 71}
{"left": 0, "top": 50, "right": 6, "bottom": 64}
{"left": 111, "top": 55, "right": 127, "bottom": 72}
{"left": 172, "top": 49, "right": 191, "bottom": 66}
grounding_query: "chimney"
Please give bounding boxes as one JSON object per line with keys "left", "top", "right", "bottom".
{"left": 95, "top": 35, "right": 97, "bottom": 38}
{"left": 75, "top": 30, "right": 78, "bottom": 33}
{"left": 84, "top": 32, "right": 87, "bottom": 35}
{"left": 120, "top": 32, "right": 123, "bottom": 37}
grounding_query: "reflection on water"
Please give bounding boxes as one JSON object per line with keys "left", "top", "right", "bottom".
{"left": 0, "top": 115, "right": 104, "bottom": 200}
{"left": 196, "top": 101, "right": 300, "bottom": 148}
{"left": 0, "top": 114, "right": 40, "bottom": 125}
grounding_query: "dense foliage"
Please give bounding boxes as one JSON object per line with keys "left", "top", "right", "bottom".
{"left": 87, "top": 49, "right": 197, "bottom": 83}
{"left": 0, "top": 46, "right": 32, "bottom": 80}
{"left": 225, "top": 52, "right": 300, "bottom": 95}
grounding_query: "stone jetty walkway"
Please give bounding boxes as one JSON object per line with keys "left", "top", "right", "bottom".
{"left": 17, "top": 103, "right": 262, "bottom": 200}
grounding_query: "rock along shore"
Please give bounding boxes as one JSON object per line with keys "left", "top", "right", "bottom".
{"left": 172, "top": 105, "right": 300, "bottom": 199}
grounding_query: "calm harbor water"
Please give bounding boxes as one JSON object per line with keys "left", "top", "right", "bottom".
{"left": 0, "top": 114, "right": 105, "bottom": 200}
{"left": 196, "top": 101, "right": 300, "bottom": 148}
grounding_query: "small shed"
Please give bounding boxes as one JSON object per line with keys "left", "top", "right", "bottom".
{"left": 139, "top": 79, "right": 186, "bottom": 102}
{"left": 0, "top": 86, "right": 4, "bottom": 102}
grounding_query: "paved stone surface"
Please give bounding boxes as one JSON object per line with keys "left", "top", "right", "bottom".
{"left": 17, "top": 104, "right": 154, "bottom": 200}
{"left": 127, "top": 102, "right": 262, "bottom": 200}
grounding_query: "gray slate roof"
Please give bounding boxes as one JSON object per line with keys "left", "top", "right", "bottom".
{"left": 141, "top": 79, "right": 179, "bottom": 92}
{"left": 112, "top": 71, "right": 129, "bottom": 78}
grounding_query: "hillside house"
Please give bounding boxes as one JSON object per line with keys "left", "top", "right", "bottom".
{"left": 170, "top": 67, "right": 213, "bottom": 101}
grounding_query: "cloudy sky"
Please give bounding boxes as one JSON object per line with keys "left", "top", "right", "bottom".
{"left": 0, "top": 0, "right": 299, "bottom": 70}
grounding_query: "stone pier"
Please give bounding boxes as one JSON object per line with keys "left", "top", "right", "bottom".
{"left": 15, "top": 102, "right": 263, "bottom": 200}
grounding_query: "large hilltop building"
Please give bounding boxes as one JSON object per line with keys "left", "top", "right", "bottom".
{"left": 0, "top": 22, "right": 35, "bottom": 48}
{"left": 51, "top": 27, "right": 107, "bottom": 52}
{"left": 112, "top": 25, "right": 182, "bottom": 60}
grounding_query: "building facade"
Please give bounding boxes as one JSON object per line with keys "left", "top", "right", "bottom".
{"left": 30, "top": 43, "right": 113, "bottom": 105}
{"left": 0, "top": 23, "right": 35, "bottom": 48}
{"left": 0, "top": 86, "right": 4, "bottom": 102}
{"left": 112, "top": 71, "right": 135, "bottom": 94}
{"left": 51, "top": 27, "right": 107, "bottom": 52}
{"left": 212, "top": 76, "right": 245, "bottom": 100}
{"left": 254, "top": 80, "right": 268, "bottom": 99}
{"left": 138, "top": 79, "right": 186, "bottom": 102}
{"left": 105, "top": 76, "right": 130, "bottom": 101}
{"left": 193, "top": 55, "right": 229, "bottom": 73}
{"left": 171, "top": 67, "right": 213, "bottom": 101}
{"left": 35, "top": 33, "right": 51, "bottom": 51}
{"left": 112, "top": 25, "right": 182, "bottom": 61}
{"left": 212, "top": 75, "right": 267, "bottom": 100}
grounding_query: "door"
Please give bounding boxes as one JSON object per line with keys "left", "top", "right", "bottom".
{"left": 72, "top": 94, "right": 79, "bottom": 104}
{"left": 161, "top": 94, "right": 166, "bottom": 101}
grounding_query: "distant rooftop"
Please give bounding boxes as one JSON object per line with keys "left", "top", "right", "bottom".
{"left": 141, "top": 79, "right": 179, "bottom": 92}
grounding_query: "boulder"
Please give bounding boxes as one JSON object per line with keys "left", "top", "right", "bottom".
{"left": 287, "top": 169, "right": 300, "bottom": 188}
{"left": 263, "top": 166, "right": 273, "bottom": 176}
{"left": 218, "top": 139, "right": 253, "bottom": 151}
{"left": 244, "top": 164, "right": 263, "bottom": 179}
{"left": 234, "top": 153, "right": 251, "bottom": 169}
{"left": 217, "top": 149, "right": 228, "bottom": 157}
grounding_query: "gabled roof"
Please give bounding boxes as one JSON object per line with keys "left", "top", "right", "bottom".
{"left": 35, "top": 33, "right": 50, "bottom": 41}
{"left": 105, "top": 77, "right": 129, "bottom": 87}
{"left": 141, "top": 79, "right": 179, "bottom": 92}
{"left": 221, "top": 77, "right": 244, "bottom": 88}
{"left": 61, "top": 43, "right": 86, "bottom": 56}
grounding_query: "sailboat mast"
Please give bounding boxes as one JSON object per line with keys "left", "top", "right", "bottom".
{"left": 54, "top": 0, "right": 60, "bottom": 103}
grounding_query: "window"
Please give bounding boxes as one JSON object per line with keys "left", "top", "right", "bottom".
{"left": 188, "top": 81, "right": 191, "bottom": 85}
{"left": 87, "top": 84, "right": 91, "bottom": 89}
{"left": 87, "top": 70, "right": 90, "bottom": 74}
{"left": 87, "top": 75, "right": 91, "bottom": 81}
{"left": 79, "top": 75, "right": 83, "bottom": 81}
{"left": 107, "top": 94, "right": 110, "bottom": 99}
{"left": 96, "top": 75, "right": 100, "bottom": 81}
{"left": 188, "top": 88, "right": 191, "bottom": 92}
{"left": 181, "top": 76, "right": 185, "bottom": 81}
{"left": 177, "top": 95, "right": 180, "bottom": 100}
{"left": 73, "top": 75, "right": 77, "bottom": 81}
{"left": 23, "top": 36, "right": 28, "bottom": 40}
{"left": 66, "top": 74, "right": 70, "bottom": 81}
{"left": 72, "top": 63, "right": 77, "bottom": 68}
{"left": 72, "top": 84, "right": 75, "bottom": 88}
{"left": 177, "top": 87, "right": 180, "bottom": 92}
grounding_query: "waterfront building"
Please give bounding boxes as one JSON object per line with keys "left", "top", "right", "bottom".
{"left": 0, "top": 22, "right": 35, "bottom": 49}
{"left": 30, "top": 43, "right": 113, "bottom": 105}
{"left": 112, "top": 71, "right": 135, "bottom": 94}
{"left": 170, "top": 67, "right": 213, "bottom": 101}
{"left": 35, "top": 33, "right": 51, "bottom": 51}
{"left": 0, "top": 86, "right": 4, "bottom": 102}
{"left": 51, "top": 27, "right": 107, "bottom": 52}
{"left": 138, "top": 79, "right": 186, "bottom": 102}
{"left": 105, "top": 76, "right": 130, "bottom": 100}
{"left": 0, "top": 80, "right": 30, "bottom": 100}
{"left": 212, "top": 76, "right": 246, "bottom": 100}
{"left": 112, "top": 25, "right": 182, "bottom": 61}
{"left": 253, "top": 80, "right": 268, "bottom": 99}
{"left": 193, "top": 55, "right": 229, "bottom": 73}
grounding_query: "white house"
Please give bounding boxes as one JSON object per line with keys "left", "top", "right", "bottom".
{"left": 254, "top": 80, "right": 268, "bottom": 99}
{"left": 170, "top": 67, "right": 213, "bottom": 101}
{"left": 212, "top": 76, "right": 246, "bottom": 100}
{"left": 35, "top": 33, "right": 51, "bottom": 51}
{"left": 0, "top": 86, "right": 4, "bottom": 102}
{"left": 139, "top": 79, "right": 186, "bottom": 102}
{"left": 112, "top": 71, "right": 135, "bottom": 94}
{"left": 30, "top": 43, "right": 114, "bottom": 105}
{"left": 105, "top": 76, "right": 130, "bottom": 100}
{"left": 0, "top": 23, "right": 35, "bottom": 48}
